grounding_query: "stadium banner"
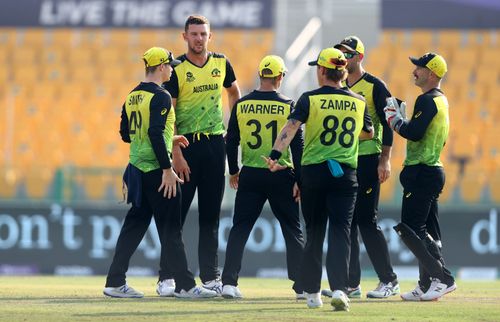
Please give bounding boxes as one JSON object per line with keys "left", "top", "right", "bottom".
{"left": 0, "top": 0, "right": 272, "bottom": 29}
{"left": 382, "top": 0, "right": 500, "bottom": 28}
{"left": 0, "top": 205, "right": 498, "bottom": 276}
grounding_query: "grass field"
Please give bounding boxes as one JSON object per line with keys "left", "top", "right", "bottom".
{"left": 0, "top": 277, "right": 499, "bottom": 321}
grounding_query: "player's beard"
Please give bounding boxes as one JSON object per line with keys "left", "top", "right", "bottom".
{"left": 346, "top": 64, "right": 356, "bottom": 74}
{"left": 189, "top": 41, "right": 206, "bottom": 55}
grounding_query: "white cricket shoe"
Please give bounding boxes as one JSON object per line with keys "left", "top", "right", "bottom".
{"left": 174, "top": 286, "right": 218, "bottom": 299}
{"left": 331, "top": 290, "right": 350, "bottom": 312}
{"left": 420, "top": 278, "right": 457, "bottom": 301}
{"left": 202, "top": 278, "right": 223, "bottom": 295}
{"left": 221, "top": 285, "right": 243, "bottom": 299}
{"left": 156, "top": 279, "right": 175, "bottom": 297}
{"left": 103, "top": 284, "right": 144, "bottom": 298}
{"left": 305, "top": 292, "right": 323, "bottom": 308}
{"left": 367, "top": 281, "right": 400, "bottom": 298}
{"left": 401, "top": 284, "right": 425, "bottom": 301}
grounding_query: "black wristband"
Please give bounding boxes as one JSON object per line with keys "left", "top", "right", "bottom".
{"left": 269, "top": 149, "right": 282, "bottom": 161}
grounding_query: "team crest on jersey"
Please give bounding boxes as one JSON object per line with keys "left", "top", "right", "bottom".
{"left": 211, "top": 68, "right": 221, "bottom": 77}
{"left": 186, "top": 71, "right": 195, "bottom": 82}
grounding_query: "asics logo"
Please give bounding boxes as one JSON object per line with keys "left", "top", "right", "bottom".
{"left": 405, "top": 192, "right": 412, "bottom": 198}
{"left": 414, "top": 111, "right": 422, "bottom": 118}
{"left": 366, "top": 188, "right": 372, "bottom": 194}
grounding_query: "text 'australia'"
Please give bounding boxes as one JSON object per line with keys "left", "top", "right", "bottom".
{"left": 193, "top": 83, "right": 219, "bottom": 93}
{"left": 320, "top": 99, "right": 357, "bottom": 111}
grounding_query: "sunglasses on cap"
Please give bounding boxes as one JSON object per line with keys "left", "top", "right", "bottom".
{"left": 343, "top": 52, "right": 359, "bottom": 59}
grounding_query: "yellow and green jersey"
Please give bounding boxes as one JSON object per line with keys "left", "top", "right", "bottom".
{"left": 119, "top": 82, "right": 175, "bottom": 172}
{"left": 343, "top": 72, "right": 392, "bottom": 155}
{"left": 399, "top": 88, "right": 449, "bottom": 167}
{"left": 290, "top": 86, "right": 372, "bottom": 169}
{"left": 226, "top": 90, "right": 303, "bottom": 174}
{"left": 163, "top": 52, "right": 237, "bottom": 135}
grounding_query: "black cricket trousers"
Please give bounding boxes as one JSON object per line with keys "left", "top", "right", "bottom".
{"left": 400, "top": 164, "right": 454, "bottom": 287}
{"left": 162, "top": 134, "right": 226, "bottom": 283}
{"left": 221, "top": 166, "right": 304, "bottom": 292}
{"left": 299, "top": 161, "right": 357, "bottom": 294}
{"left": 106, "top": 168, "right": 196, "bottom": 292}
{"left": 349, "top": 153, "right": 397, "bottom": 287}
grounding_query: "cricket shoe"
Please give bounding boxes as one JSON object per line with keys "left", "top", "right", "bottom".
{"left": 156, "top": 279, "right": 175, "bottom": 297}
{"left": 330, "top": 290, "right": 350, "bottom": 312}
{"left": 174, "top": 286, "right": 218, "bottom": 299}
{"left": 401, "top": 284, "right": 425, "bottom": 301}
{"left": 202, "top": 278, "right": 223, "bottom": 295}
{"left": 221, "top": 285, "right": 243, "bottom": 299}
{"left": 420, "top": 278, "right": 457, "bottom": 301}
{"left": 305, "top": 292, "right": 323, "bottom": 308}
{"left": 367, "top": 281, "right": 400, "bottom": 298}
{"left": 103, "top": 284, "right": 144, "bottom": 298}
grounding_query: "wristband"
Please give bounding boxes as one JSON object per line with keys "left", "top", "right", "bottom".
{"left": 269, "top": 149, "right": 282, "bottom": 161}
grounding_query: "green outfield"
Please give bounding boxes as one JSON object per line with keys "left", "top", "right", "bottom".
{"left": 0, "top": 276, "right": 499, "bottom": 321}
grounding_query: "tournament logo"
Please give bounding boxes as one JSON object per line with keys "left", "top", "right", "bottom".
{"left": 186, "top": 71, "right": 195, "bottom": 82}
{"left": 211, "top": 68, "right": 221, "bottom": 77}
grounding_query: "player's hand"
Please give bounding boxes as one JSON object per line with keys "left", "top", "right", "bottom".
{"left": 292, "top": 182, "right": 301, "bottom": 203}
{"left": 261, "top": 155, "right": 287, "bottom": 172}
{"left": 173, "top": 135, "right": 189, "bottom": 149}
{"left": 172, "top": 145, "right": 191, "bottom": 182}
{"left": 158, "top": 168, "right": 184, "bottom": 199}
{"left": 384, "top": 97, "right": 405, "bottom": 132}
{"left": 229, "top": 172, "right": 239, "bottom": 190}
{"left": 377, "top": 155, "right": 391, "bottom": 183}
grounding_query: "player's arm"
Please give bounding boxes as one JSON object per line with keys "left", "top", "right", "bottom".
{"left": 270, "top": 118, "right": 303, "bottom": 159}
{"left": 119, "top": 103, "right": 131, "bottom": 143}
{"left": 359, "top": 102, "right": 374, "bottom": 140}
{"left": 148, "top": 93, "right": 172, "bottom": 170}
{"left": 374, "top": 80, "right": 393, "bottom": 183}
{"left": 224, "top": 58, "right": 241, "bottom": 111}
{"left": 398, "top": 97, "right": 437, "bottom": 141}
{"left": 266, "top": 95, "right": 308, "bottom": 171}
{"left": 288, "top": 102, "right": 303, "bottom": 184}
{"left": 149, "top": 93, "right": 183, "bottom": 198}
{"left": 164, "top": 70, "right": 191, "bottom": 181}
{"left": 226, "top": 101, "right": 241, "bottom": 189}
{"left": 289, "top": 115, "right": 304, "bottom": 203}
{"left": 226, "top": 102, "right": 241, "bottom": 170}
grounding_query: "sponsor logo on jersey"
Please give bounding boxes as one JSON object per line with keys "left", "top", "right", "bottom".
{"left": 186, "top": 71, "right": 195, "bottom": 82}
{"left": 211, "top": 68, "right": 221, "bottom": 77}
{"left": 161, "top": 108, "right": 168, "bottom": 115}
{"left": 414, "top": 111, "right": 422, "bottom": 118}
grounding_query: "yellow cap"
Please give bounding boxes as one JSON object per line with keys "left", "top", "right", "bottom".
{"left": 308, "top": 47, "right": 347, "bottom": 70}
{"left": 334, "top": 36, "right": 365, "bottom": 55}
{"left": 259, "top": 55, "right": 287, "bottom": 77}
{"left": 409, "top": 53, "right": 447, "bottom": 78}
{"left": 143, "top": 47, "right": 180, "bottom": 67}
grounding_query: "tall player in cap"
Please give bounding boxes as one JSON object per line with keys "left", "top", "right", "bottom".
{"left": 265, "top": 47, "right": 374, "bottom": 311}
{"left": 103, "top": 47, "right": 217, "bottom": 299}
{"left": 384, "top": 52, "right": 457, "bottom": 301}
{"left": 162, "top": 15, "right": 241, "bottom": 296}
{"left": 322, "top": 36, "right": 399, "bottom": 299}
{"left": 221, "top": 55, "right": 305, "bottom": 299}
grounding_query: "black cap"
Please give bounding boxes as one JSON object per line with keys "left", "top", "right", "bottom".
{"left": 334, "top": 36, "right": 365, "bottom": 54}
{"left": 409, "top": 52, "right": 447, "bottom": 78}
